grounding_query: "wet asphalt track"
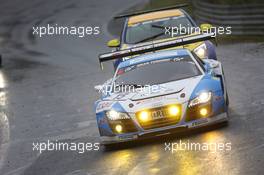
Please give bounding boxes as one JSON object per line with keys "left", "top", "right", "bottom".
{"left": 0, "top": 0, "right": 263, "bottom": 174}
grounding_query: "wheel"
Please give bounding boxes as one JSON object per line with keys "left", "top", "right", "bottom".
{"left": 0, "top": 54, "right": 2, "bottom": 67}
{"left": 225, "top": 95, "right": 230, "bottom": 124}
{"left": 103, "top": 143, "right": 118, "bottom": 150}
{"left": 226, "top": 92, "right": 229, "bottom": 107}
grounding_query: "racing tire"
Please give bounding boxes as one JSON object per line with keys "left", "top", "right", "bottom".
{"left": 226, "top": 92, "right": 229, "bottom": 107}
{"left": 102, "top": 143, "right": 119, "bottom": 150}
{"left": 224, "top": 99, "right": 230, "bottom": 125}
{"left": 0, "top": 54, "right": 2, "bottom": 67}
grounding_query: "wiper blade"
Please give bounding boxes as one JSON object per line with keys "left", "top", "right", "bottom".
{"left": 116, "top": 84, "right": 147, "bottom": 88}
{"left": 151, "top": 24, "right": 168, "bottom": 29}
{"left": 152, "top": 24, "right": 190, "bottom": 35}
{"left": 135, "top": 31, "right": 165, "bottom": 44}
{"left": 134, "top": 25, "right": 173, "bottom": 44}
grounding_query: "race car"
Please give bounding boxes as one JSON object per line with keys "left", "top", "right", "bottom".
{"left": 107, "top": 4, "right": 217, "bottom": 69}
{"left": 95, "top": 34, "right": 228, "bottom": 145}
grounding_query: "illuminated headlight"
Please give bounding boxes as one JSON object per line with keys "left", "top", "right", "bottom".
{"left": 138, "top": 111, "right": 150, "bottom": 122}
{"left": 168, "top": 105, "right": 181, "bottom": 117}
{"left": 194, "top": 43, "right": 207, "bottom": 59}
{"left": 189, "top": 92, "right": 212, "bottom": 107}
{"left": 199, "top": 108, "right": 208, "bottom": 116}
{"left": 115, "top": 124, "right": 123, "bottom": 133}
{"left": 106, "top": 110, "right": 130, "bottom": 120}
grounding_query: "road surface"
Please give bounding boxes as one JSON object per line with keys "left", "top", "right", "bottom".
{"left": 0, "top": 0, "right": 263, "bottom": 174}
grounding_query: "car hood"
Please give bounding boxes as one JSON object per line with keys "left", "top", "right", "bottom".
{"left": 104, "top": 75, "right": 203, "bottom": 103}
{"left": 96, "top": 75, "right": 204, "bottom": 113}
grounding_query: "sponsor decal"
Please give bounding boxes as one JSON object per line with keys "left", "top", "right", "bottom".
{"left": 114, "top": 93, "right": 130, "bottom": 100}
{"left": 191, "top": 119, "right": 208, "bottom": 126}
{"left": 119, "top": 135, "right": 138, "bottom": 140}
{"left": 98, "top": 117, "right": 107, "bottom": 125}
{"left": 152, "top": 102, "right": 164, "bottom": 108}
{"left": 135, "top": 96, "right": 166, "bottom": 105}
{"left": 96, "top": 101, "right": 114, "bottom": 111}
{"left": 214, "top": 96, "right": 222, "bottom": 101}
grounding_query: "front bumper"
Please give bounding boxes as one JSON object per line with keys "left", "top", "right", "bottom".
{"left": 100, "top": 112, "right": 228, "bottom": 145}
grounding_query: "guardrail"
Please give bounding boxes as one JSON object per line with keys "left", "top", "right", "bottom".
{"left": 192, "top": 0, "right": 264, "bottom": 35}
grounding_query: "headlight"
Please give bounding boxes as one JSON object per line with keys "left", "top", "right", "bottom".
{"left": 199, "top": 108, "right": 208, "bottom": 116}
{"left": 194, "top": 43, "right": 207, "bottom": 59}
{"left": 115, "top": 124, "right": 123, "bottom": 133}
{"left": 138, "top": 111, "right": 150, "bottom": 122}
{"left": 189, "top": 92, "right": 212, "bottom": 107}
{"left": 168, "top": 105, "right": 181, "bottom": 117}
{"left": 106, "top": 110, "right": 130, "bottom": 120}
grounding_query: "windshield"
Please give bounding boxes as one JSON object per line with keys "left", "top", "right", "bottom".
{"left": 125, "top": 16, "right": 194, "bottom": 44}
{"left": 114, "top": 55, "right": 202, "bottom": 86}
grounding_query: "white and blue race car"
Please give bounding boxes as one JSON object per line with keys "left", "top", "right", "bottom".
{"left": 95, "top": 34, "right": 229, "bottom": 145}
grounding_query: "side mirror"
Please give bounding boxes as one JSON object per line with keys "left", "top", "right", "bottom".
{"left": 210, "top": 61, "right": 219, "bottom": 69}
{"left": 107, "top": 39, "right": 120, "bottom": 48}
{"left": 203, "top": 59, "right": 220, "bottom": 73}
{"left": 200, "top": 23, "right": 218, "bottom": 46}
{"left": 94, "top": 85, "right": 103, "bottom": 93}
{"left": 200, "top": 23, "right": 213, "bottom": 32}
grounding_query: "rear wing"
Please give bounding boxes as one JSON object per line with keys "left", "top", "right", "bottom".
{"left": 114, "top": 4, "right": 189, "bottom": 19}
{"left": 99, "top": 33, "right": 215, "bottom": 69}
